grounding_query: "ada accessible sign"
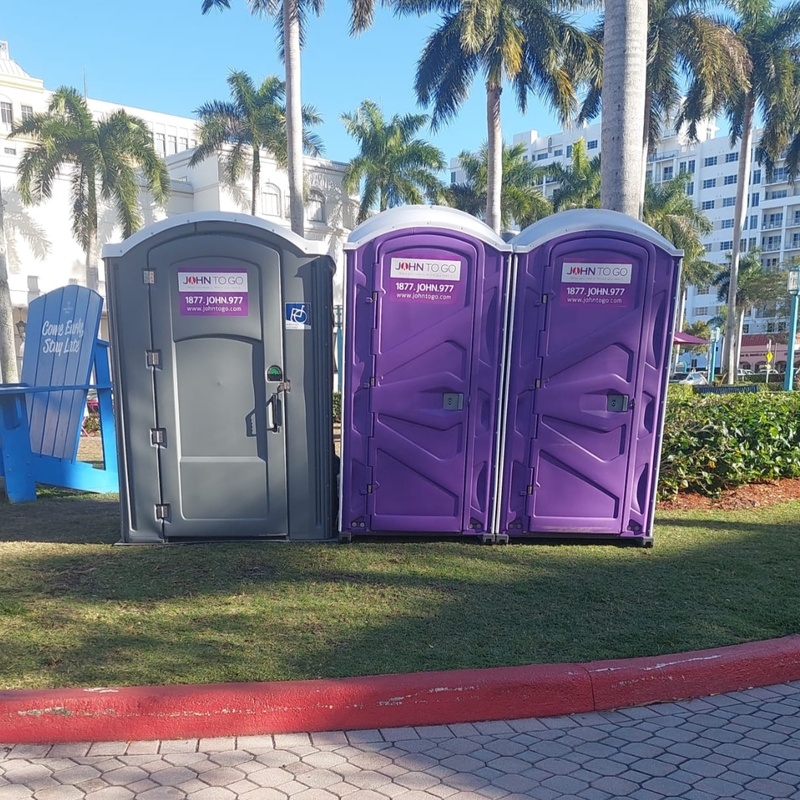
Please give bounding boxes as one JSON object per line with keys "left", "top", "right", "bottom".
{"left": 178, "top": 269, "right": 249, "bottom": 316}
{"left": 559, "top": 262, "right": 633, "bottom": 308}
{"left": 285, "top": 302, "right": 311, "bottom": 330}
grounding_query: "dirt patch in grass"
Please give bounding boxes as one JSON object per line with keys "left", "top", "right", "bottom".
{"left": 659, "top": 477, "right": 800, "bottom": 511}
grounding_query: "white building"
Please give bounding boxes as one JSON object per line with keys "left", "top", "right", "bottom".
{"left": 0, "top": 40, "right": 355, "bottom": 370}
{"left": 452, "top": 117, "right": 800, "bottom": 338}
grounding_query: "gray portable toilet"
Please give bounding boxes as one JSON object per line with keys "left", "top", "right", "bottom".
{"left": 499, "top": 209, "right": 682, "bottom": 545}
{"left": 103, "top": 212, "right": 335, "bottom": 543}
{"left": 340, "top": 206, "right": 511, "bottom": 540}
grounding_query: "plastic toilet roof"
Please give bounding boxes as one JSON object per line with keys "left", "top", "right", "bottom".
{"left": 510, "top": 209, "right": 683, "bottom": 256}
{"left": 345, "top": 206, "right": 512, "bottom": 250}
{"left": 102, "top": 211, "right": 330, "bottom": 258}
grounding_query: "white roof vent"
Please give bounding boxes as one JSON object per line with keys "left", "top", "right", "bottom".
{"left": 0, "top": 42, "right": 9, "bottom": 61}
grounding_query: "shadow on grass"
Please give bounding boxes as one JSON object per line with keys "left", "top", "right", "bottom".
{"left": 1, "top": 499, "right": 799, "bottom": 689}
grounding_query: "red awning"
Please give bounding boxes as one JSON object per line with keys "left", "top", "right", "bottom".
{"left": 673, "top": 331, "right": 709, "bottom": 345}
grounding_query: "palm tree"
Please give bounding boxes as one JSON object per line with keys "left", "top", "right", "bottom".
{"left": 0, "top": 184, "right": 16, "bottom": 382}
{"left": 585, "top": 1, "right": 745, "bottom": 211}
{"left": 600, "top": 0, "right": 649, "bottom": 216}
{"left": 643, "top": 170, "right": 715, "bottom": 370}
{"left": 713, "top": 248, "right": 788, "bottom": 373}
{"left": 11, "top": 87, "right": 169, "bottom": 290}
{"left": 396, "top": 0, "right": 598, "bottom": 233}
{"left": 444, "top": 142, "right": 550, "bottom": 230}
{"left": 341, "top": 101, "right": 445, "bottom": 224}
{"left": 718, "top": 0, "right": 800, "bottom": 384}
{"left": 190, "top": 71, "right": 323, "bottom": 216}
{"left": 201, "top": 0, "right": 379, "bottom": 235}
{"left": 538, "top": 138, "right": 601, "bottom": 211}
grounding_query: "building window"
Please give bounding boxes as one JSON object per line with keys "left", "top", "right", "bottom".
{"left": 696, "top": 284, "right": 710, "bottom": 294}
{"left": 154, "top": 133, "right": 166, "bottom": 155}
{"left": 770, "top": 189, "right": 789, "bottom": 199}
{"left": 167, "top": 135, "right": 177, "bottom": 155}
{"left": 307, "top": 189, "right": 325, "bottom": 223}
{"left": 751, "top": 192, "right": 759, "bottom": 207}
{"left": 766, "top": 212, "right": 783, "bottom": 229}
{"left": 450, "top": 171, "right": 457, "bottom": 184}
{"left": 752, "top": 169, "right": 761, "bottom": 184}
{"left": 702, "top": 178, "right": 716, "bottom": 189}
{"left": 701, "top": 200, "right": 715, "bottom": 210}
{"left": 703, "top": 156, "right": 717, "bottom": 167}
{"left": 553, "top": 148, "right": 563, "bottom": 156}
{"left": 587, "top": 140, "right": 598, "bottom": 150}
{"left": 566, "top": 144, "right": 573, "bottom": 158}
{"left": 179, "top": 137, "right": 189, "bottom": 151}
{"left": 0, "top": 101, "right": 12, "bottom": 124}
{"left": 662, "top": 166, "right": 674, "bottom": 181}
{"left": 3, "top": 146, "right": 16, "bottom": 155}
{"left": 725, "top": 152, "right": 739, "bottom": 163}
{"left": 722, "top": 219, "right": 734, "bottom": 229}
{"left": 771, "top": 166, "right": 789, "bottom": 183}
{"left": 724, "top": 174, "right": 737, "bottom": 185}
{"left": 723, "top": 196, "right": 736, "bottom": 207}
{"left": 792, "top": 233, "right": 800, "bottom": 249}
{"left": 686, "top": 181, "right": 694, "bottom": 196}
{"left": 20, "top": 104, "right": 33, "bottom": 122}
{"left": 762, "top": 235, "right": 781, "bottom": 251}
{"left": 695, "top": 306, "right": 709, "bottom": 315}
{"left": 720, "top": 241, "right": 733, "bottom": 251}
{"left": 262, "top": 184, "right": 281, "bottom": 216}
{"left": 687, "top": 159, "right": 696, "bottom": 173}
{"left": 749, "top": 237, "right": 757, "bottom": 249}
{"left": 795, "top": 210, "right": 800, "bottom": 225}
{"left": 536, "top": 152, "right": 548, "bottom": 161}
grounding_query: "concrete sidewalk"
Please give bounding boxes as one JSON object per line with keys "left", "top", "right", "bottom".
{"left": 3, "top": 681, "right": 800, "bottom": 800}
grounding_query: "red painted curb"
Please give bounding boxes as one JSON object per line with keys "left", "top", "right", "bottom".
{"left": 2, "top": 636, "right": 799, "bottom": 745}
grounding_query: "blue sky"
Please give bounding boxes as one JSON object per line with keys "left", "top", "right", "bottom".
{"left": 4, "top": 0, "right": 594, "bottom": 166}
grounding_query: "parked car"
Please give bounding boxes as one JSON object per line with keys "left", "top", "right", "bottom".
{"left": 677, "top": 371, "right": 709, "bottom": 386}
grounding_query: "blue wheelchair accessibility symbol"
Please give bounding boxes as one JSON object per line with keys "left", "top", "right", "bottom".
{"left": 285, "top": 302, "right": 311, "bottom": 330}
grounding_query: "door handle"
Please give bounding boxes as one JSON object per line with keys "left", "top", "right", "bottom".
{"left": 266, "top": 379, "right": 290, "bottom": 432}
{"left": 267, "top": 394, "right": 283, "bottom": 432}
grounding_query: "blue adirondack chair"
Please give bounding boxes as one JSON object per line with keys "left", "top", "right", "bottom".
{"left": 0, "top": 285, "right": 118, "bottom": 502}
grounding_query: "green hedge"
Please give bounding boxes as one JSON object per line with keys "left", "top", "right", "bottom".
{"left": 659, "top": 386, "right": 800, "bottom": 499}
{"left": 333, "top": 391, "right": 341, "bottom": 423}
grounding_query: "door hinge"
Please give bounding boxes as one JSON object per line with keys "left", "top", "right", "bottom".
{"left": 542, "top": 293, "right": 548, "bottom": 304}
{"left": 150, "top": 428, "right": 167, "bottom": 446}
{"left": 526, "top": 485, "right": 533, "bottom": 495}
{"left": 155, "top": 503, "right": 171, "bottom": 521}
{"left": 143, "top": 270, "right": 155, "bottom": 285}
{"left": 534, "top": 378, "right": 542, "bottom": 389}
{"left": 366, "top": 483, "right": 373, "bottom": 494}
{"left": 369, "top": 377, "right": 376, "bottom": 387}
{"left": 146, "top": 350, "right": 161, "bottom": 367}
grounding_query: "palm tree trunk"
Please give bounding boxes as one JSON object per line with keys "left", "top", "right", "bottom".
{"left": 86, "top": 177, "right": 99, "bottom": 291}
{"left": 284, "top": 0, "right": 305, "bottom": 236}
{"left": 0, "top": 183, "right": 19, "bottom": 383}
{"left": 724, "top": 93, "right": 755, "bottom": 385}
{"left": 640, "top": 90, "right": 653, "bottom": 217}
{"left": 600, "top": 0, "right": 648, "bottom": 218}
{"left": 251, "top": 147, "right": 261, "bottom": 216}
{"left": 485, "top": 84, "right": 502, "bottom": 234}
{"left": 671, "top": 284, "right": 688, "bottom": 372}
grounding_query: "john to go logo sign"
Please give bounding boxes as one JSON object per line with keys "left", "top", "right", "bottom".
{"left": 178, "top": 270, "right": 249, "bottom": 291}
{"left": 561, "top": 262, "right": 633, "bottom": 285}
{"left": 390, "top": 257, "right": 462, "bottom": 281}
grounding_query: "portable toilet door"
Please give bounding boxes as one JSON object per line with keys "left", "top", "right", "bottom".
{"left": 500, "top": 210, "right": 682, "bottom": 545}
{"left": 103, "top": 212, "right": 335, "bottom": 543}
{"left": 340, "top": 206, "right": 511, "bottom": 539}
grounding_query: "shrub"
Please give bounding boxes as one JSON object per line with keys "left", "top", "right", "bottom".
{"left": 658, "top": 387, "right": 800, "bottom": 499}
{"left": 333, "top": 392, "right": 342, "bottom": 423}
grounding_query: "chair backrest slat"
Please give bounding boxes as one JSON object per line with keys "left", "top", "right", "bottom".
{"left": 21, "top": 286, "right": 103, "bottom": 460}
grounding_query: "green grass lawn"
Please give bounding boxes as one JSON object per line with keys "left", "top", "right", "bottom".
{"left": 1, "top": 489, "right": 799, "bottom": 691}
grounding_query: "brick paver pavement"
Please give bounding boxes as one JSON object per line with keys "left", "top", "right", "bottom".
{"left": 2, "top": 681, "right": 799, "bottom": 799}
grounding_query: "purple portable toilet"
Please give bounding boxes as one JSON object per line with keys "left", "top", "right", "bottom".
{"left": 500, "top": 209, "right": 682, "bottom": 546}
{"left": 340, "top": 206, "right": 511, "bottom": 541}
